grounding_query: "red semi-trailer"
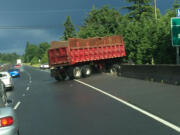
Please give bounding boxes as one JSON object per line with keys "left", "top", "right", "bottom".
{"left": 48, "top": 35, "right": 126, "bottom": 81}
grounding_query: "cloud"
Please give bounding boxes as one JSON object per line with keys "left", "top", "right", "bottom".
{"left": 0, "top": 29, "right": 61, "bottom": 55}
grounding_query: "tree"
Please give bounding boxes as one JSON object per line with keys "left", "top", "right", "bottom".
{"left": 41, "top": 52, "right": 48, "bottom": 64}
{"left": 78, "top": 6, "right": 122, "bottom": 38}
{"left": 123, "top": 0, "right": 153, "bottom": 20}
{"left": 38, "top": 42, "right": 50, "bottom": 60}
{"left": 0, "top": 53, "right": 20, "bottom": 64}
{"left": 62, "top": 16, "right": 76, "bottom": 40}
{"left": 24, "top": 42, "right": 39, "bottom": 63}
{"left": 31, "top": 56, "right": 39, "bottom": 65}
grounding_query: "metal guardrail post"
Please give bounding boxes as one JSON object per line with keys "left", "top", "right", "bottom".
{"left": 177, "top": 46, "right": 179, "bottom": 64}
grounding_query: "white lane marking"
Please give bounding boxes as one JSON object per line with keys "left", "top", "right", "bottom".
{"left": 14, "top": 101, "right": 21, "bottom": 110}
{"left": 26, "top": 87, "right": 30, "bottom": 91}
{"left": 74, "top": 79, "right": 180, "bottom": 133}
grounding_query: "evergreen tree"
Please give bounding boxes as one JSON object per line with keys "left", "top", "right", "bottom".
{"left": 124, "top": 0, "right": 153, "bottom": 20}
{"left": 62, "top": 16, "right": 76, "bottom": 40}
{"left": 78, "top": 6, "right": 122, "bottom": 38}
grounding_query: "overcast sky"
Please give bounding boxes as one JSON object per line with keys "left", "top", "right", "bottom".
{"left": 0, "top": 0, "right": 175, "bottom": 55}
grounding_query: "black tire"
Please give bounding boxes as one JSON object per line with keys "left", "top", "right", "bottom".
{"left": 82, "top": 65, "right": 92, "bottom": 77}
{"left": 17, "top": 129, "right": 20, "bottom": 135}
{"left": 55, "top": 72, "right": 66, "bottom": 81}
{"left": 10, "top": 86, "right": 14, "bottom": 90}
{"left": 55, "top": 76, "right": 61, "bottom": 81}
{"left": 110, "top": 64, "right": 120, "bottom": 75}
{"left": 66, "top": 67, "right": 74, "bottom": 80}
{"left": 73, "top": 66, "right": 82, "bottom": 79}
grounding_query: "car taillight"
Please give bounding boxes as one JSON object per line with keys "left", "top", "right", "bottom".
{"left": 0, "top": 117, "right": 13, "bottom": 127}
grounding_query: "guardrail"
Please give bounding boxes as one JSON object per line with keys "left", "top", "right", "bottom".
{"left": 119, "top": 64, "right": 180, "bottom": 85}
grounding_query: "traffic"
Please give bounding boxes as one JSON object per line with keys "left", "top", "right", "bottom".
{"left": 0, "top": 0, "right": 180, "bottom": 135}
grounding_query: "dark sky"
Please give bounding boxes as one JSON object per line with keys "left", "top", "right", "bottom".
{"left": 0, "top": 0, "right": 175, "bottom": 54}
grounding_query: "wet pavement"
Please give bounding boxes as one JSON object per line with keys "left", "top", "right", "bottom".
{"left": 8, "top": 66, "right": 180, "bottom": 135}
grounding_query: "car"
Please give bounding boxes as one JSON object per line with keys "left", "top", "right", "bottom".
{"left": 8, "top": 69, "right": 20, "bottom": 78}
{"left": 40, "top": 63, "right": 50, "bottom": 69}
{"left": 0, "top": 80, "right": 19, "bottom": 135}
{"left": 0, "top": 80, "right": 6, "bottom": 103}
{"left": 14, "top": 64, "right": 21, "bottom": 69}
{"left": 0, "top": 72, "right": 14, "bottom": 90}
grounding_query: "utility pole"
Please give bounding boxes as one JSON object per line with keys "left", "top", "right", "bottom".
{"left": 154, "top": 0, "right": 157, "bottom": 22}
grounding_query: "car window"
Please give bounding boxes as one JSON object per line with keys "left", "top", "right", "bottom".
{"left": 0, "top": 73, "right": 7, "bottom": 77}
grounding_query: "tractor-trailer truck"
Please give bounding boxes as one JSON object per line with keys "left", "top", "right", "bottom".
{"left": 48, "top": 35, "right": 126, "bottom": 81}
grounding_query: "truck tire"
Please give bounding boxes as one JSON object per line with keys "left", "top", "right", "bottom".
{"left": 110, "top": 64, "right": 120, "bottom": 75}
{"left": 55, "top": 73, "right": 66, "bottom": 81}
{"left": 55, "top": 76, "right": 61, "bottom": 81}
{"left": 73, "top": 66, "right": 82, "bottom": 79}
{"left": 82, "top": 65, "right": 91, "bottom": 77}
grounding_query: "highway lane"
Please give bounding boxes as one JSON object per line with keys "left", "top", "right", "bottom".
{"left": 6, "top": 66, "right": 30, "bottom": 105}
{"left": 8, "top": 66, "right": 180, "bottom": 135}
{"left": 79, "top": 73, "right": 180, "bottom": 126}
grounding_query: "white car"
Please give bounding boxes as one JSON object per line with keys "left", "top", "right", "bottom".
{"left": 0, "top": 80, "right": 19, "bottom": 135}
{"left": 0, "top": 72, "right": 14, "bottom": 90}
{"left": 40, "top": 63, "right": 50, "bottom": 69}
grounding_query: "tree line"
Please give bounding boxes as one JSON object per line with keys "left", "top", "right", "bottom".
{"left": 0, "top": 53, "right": 20, "bottom": 64}
{"left": 62, "top": 0, "right": 180, "bottom": 64}
{"left": 24, "top": 42, "right": 50, "bottom": 64}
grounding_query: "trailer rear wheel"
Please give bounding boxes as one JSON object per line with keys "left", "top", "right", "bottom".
{"left": 110, "top": 64, "right": 120, "bottom": 75}
{"left": 73, "top": 66, "right": 82, "bottom": 79}
{"left": 82, "top": 65, "right": 91, "bottom": 77}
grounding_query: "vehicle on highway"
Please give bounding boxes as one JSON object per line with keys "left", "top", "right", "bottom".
{"left": 40, "top": 63, "right": 50, "bottom": 69}
{"left": 0, "top": 80, "right": 19, "bottom": 135}
{"left": 49, "top": 35, "right": 126, "bottom": 81}
{"left": 14, "top": 64, "right": 21, "bottom": 69}
{"left": 8, "top": 69, "right": 20, "bottom": 78}
{"left": 0, "top": 72, "right": 14, "bottom": 90}
{"left": 0, "top": 80, "right": 6, "bottom": 103}
{"left": 16, "top": 59, "right": 22, "bottom": 65}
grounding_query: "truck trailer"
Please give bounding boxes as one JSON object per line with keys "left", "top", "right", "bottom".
{"left": 48, "top": 35, "right": 126, "bottom": 81}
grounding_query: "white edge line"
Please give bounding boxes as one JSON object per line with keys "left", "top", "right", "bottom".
{"left": 74, "top": 79, "right": 180, "bottom": 133}
{"left": 13, "top": 101, "right": 21, "bottom": 110}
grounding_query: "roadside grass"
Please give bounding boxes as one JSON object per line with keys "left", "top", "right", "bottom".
{"left": 23, "top": 63, "right": 40, "bottom": 68}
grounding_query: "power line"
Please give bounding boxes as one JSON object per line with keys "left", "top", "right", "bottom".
{"left": 0, "top": 25, "right": 63, "bottom": 29}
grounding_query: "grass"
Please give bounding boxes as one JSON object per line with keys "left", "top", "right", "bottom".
{"left": 23, "top": 63, "right": 40, "bottom": 68}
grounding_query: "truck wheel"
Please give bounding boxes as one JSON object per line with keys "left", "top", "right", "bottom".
{"left": 55, "top": 76, "right": 61, "bottom": 81}
{"left": 82, "top": 65, "right": 91, "bottom": 77}
{"left": 110, "top": 64, "right": 120, "bottom": 75}
{"left": 73, "top": 66, "right": 82, "bottom": 79}
{"left": 55, "top": 73, "right": 66, "bottom": 81}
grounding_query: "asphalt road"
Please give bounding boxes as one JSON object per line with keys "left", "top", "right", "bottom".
{"left": 6, "top": 66, "right": 180, "bottom": 135}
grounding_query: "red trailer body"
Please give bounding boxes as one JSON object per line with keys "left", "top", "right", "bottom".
{"left": 48, "top": 35, "right": 126, "bottom": 67}
{"left": 48, "top": 35, "right": 126, "bottom": 80}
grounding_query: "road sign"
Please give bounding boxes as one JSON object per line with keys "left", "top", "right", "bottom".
{"left": 177, "top": 9, "right": 180, "bottom": 17}
{"left": 171, "top": 17, "right": 180, "bottom": 46}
